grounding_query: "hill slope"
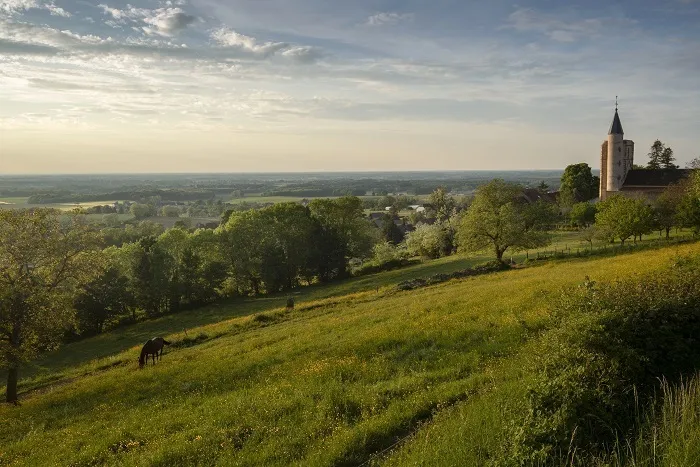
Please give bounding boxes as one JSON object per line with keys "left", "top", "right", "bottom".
{"left": 1, "top": 243, "right": 698, "bottom": 466}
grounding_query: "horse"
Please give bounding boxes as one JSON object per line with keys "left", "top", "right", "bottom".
{"left": 138, "top": 337, "right": 171, "bottom": 367}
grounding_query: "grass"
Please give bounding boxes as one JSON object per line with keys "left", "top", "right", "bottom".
{"left": 2, "top": 241, "right": 698, "bottom": 466}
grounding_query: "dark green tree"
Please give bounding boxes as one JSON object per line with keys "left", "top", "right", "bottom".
{"left": 569, "top": 202, "right": 597, "bottom": 228}
{"left": 381, "top": 214, "right": 404, "bottom": 245}
{"left": 647, "top": 140, "right": 677, "bottom": 169}
{"left": 75, "top": 266, "right": 132, "bottom": 335}
{"left": 559, "top": 163, "right": 599, "bottom": 206}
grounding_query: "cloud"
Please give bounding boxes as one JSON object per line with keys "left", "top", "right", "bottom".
{"left": 210, "top": 27, "right": 322, "bottom": 62}
{"left": 0, "top": 0, "right": 39, "bottom": 16}
{"left": 505, "top": 8, "right": 635, "bottom": 42}
{"left": 98, "top": 4, "right": 197, "bottom": 36}
{"left": 45, "top": 1, "right": 69, "bottom": 17}
{"left": 365, "top": 12, "right": 413, "bottom": 27}
{"left": 0, "top": 0, "right": 69, "bottom": 17}
{"left": 142, "top": 8, "right": 197, "bottom": 36}
{"left": 210, "top": 27, "right": 288, "bottom": 55}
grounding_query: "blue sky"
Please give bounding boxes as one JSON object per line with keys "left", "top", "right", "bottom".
{"left": 0, "top": 0, "right": 698, "bottom": 173}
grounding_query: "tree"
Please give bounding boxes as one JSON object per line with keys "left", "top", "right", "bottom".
{"left": 405, "top": 223, "right": 450, "bottom": 259}
{"left": 130, "top": 203, "right": 153, "bottom": 220}
{"left": 381, "top": 214, "right": 404, "bottom": 245}
{"left": 595, "top": 195, "right": 654, "bottom": 245}
{"left": 74, "top": 265, "right": 131, "bottom": 335}
{"left": 660, "top": 146, "right": 678, "bottom": 169}
{"left": 428, "top": 187, "right": 456, "bottom": 223}
{"left": 102, "top": 213, "right": 121, "bottom": 228}
{"left": 686, "top": 157, "right": 700, "bottom": 169}
{"left": 653, "top": 184, "right": 685, "bottom": 239}
{"left": 308, "top": 197, "right": 374, "bottom": 259}
{"left": 580, "top": 225, "right": 596, "bottom": 250}
{"left": 559, "top": 163, "right": 599, "bottom": 206}
{"left": 456, "top": 179, "right": 556, "bottom": 263}
{"left": 161, "top": 205, "right": 181, "bottom": 218}
{"left": 676, "top": 173, "right": 700, "bottom": 235}
{"left": 647, "top": 140, "right": 676, "bottom": 169}
{"left": 0, "top": 210, "right": 100, "bottom": 403}
{"left": 569, "top": 202, "right": 596, "bottom": 228}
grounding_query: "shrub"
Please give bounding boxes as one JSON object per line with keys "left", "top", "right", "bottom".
{"left": 503, "top": 258, "right": 700, "bottom": 465}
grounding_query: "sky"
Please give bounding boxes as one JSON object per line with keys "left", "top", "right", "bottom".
{"left": 0, "top": 0, "right": 699, "bottom": 173}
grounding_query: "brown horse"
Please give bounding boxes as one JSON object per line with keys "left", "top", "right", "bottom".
{"left": 139, "top": 337, "right": 171, "bottom": 367}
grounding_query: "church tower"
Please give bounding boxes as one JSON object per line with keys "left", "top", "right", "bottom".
{"left": 600, "top": 100, "right": 634, "bottom": 200}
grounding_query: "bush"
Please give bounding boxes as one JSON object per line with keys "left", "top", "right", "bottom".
{"left": 503, "top": 257, "right": 700, "bottom": 465}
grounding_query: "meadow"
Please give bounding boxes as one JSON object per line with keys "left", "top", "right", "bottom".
{"left": 2, "top": 240, "right": 698, "bottom": 466}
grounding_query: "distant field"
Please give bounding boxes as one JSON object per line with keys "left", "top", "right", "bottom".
{"left": 0, "top": 198, "right": 124, "bottom": 212}
{"left": 1, "top": 241, "right": 696, "bottom": 466}
{"left": 226, "top": 195, "right": 393, "bottom": 204}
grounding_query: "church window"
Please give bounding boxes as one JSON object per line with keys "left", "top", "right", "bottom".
{"left": 618, "top": 147, "right": 622, "bottom": 153}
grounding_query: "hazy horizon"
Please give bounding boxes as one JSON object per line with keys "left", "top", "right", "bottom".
{"left": 1, "top": 0, "right": 699, "bottom": 173}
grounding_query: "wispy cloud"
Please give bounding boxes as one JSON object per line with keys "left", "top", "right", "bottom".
{"left": 505, "top": 8, "right": 636, "bottom": 42}
{"left": 365, "top": 12, "right": 413, "bottom": 27}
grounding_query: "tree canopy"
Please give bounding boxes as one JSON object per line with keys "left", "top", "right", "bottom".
{"left": 647, "top": 140, "right": 677, "bottom": 170}
{"left": 456, "top": 179, "right": 555, "bottom": 262}
{"left": 559, "top": 163, "right": 599, "bottom": 206}
{"left": 595, "top": 195, "right": 654, "bottom": 245}
{"left": 0, "top": 209, "right": 101, "bottom": 403}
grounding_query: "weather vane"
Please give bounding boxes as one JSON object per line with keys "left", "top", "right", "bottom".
{"left": 615, "top": 96, "right": 618, "bottom": 111}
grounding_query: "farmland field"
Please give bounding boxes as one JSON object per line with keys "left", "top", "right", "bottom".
{"left": 1, "top": 241, "right": 698, "bottom": 466}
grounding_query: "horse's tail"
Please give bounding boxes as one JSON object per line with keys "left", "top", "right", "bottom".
{"left": 162, "top": 339, "right": 171, "bottom": 346}
{"left": 138, "top": 345, "right": 147, "bottom": 367}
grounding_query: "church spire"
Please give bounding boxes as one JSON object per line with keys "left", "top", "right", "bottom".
{"left": 608, "top": 98, "right": 623, "bottom": 135}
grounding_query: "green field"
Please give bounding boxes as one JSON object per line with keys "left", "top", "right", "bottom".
{"left": 2, "top": 239, "right": 698, "bottom": 466}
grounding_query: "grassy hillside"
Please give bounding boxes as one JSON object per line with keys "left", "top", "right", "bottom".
{"left": 1, "top": 242, "right": 698, "bottom": 466}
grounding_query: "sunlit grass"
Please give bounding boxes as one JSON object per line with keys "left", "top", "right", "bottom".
{"left": 1, "top": 242, "right": 698, "bottom": 466}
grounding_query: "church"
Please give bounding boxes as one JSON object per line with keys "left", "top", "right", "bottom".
{"left": 599, "top": 106, "right": 692, "bottom": 200}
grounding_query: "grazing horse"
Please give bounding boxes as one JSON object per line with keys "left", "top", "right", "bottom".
{"left": 139, "top": 337, "right": 171, "bottom": 367}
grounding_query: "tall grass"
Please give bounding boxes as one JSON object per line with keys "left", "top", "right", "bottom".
{"left": 607, "top": 375, "right": 700, "bottom": 466}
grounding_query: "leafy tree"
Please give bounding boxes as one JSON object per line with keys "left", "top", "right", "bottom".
{"left": 130, "top": 203, "right": 154, "bottom": 220}
{"left": 653, "top": 184, "right": 685, "bottom": 239}
{"left": 686, "top": 157, "right": 700, "bottom": 169}
{"left": 559, "top": 163, "right": 599, "bottom": 206}
{"left": 161, "top": 205, "right": 181, "bottom": 218}
{"left": 0, "top": 210, "right": 101, "bottom": 403}
{"left": 308, "top": 197, "right": 373, "bottom": 259}
{"left": 537, "top": 181, "right": 549, "bottom": 193}
{"left": 569, "top": 202, "right": 596, "bottom": 228}
{"left": 405, "top": 223, "right": 450, "bottom": 259}
{"left": 456, "top": 179, "right": 556, "bottom": 262}
{"left": 131, "top": 237, "right": 169, "bottom": 316}
{"left": 647, "top": 140, "right": 676, "bottom": 169}
{"left": 381, "top": 214, "right": 404, "bottom": 245}
{"left": 74, "top": 265, "right": 131, "bottom": 335}
{"left": 676, "top": 173, "right": 700, "bottom": 235}
{"left": 595, "top": 195, "right": 654, "bottom": 245}
{"left": 428, "top": 187, "right": 456, "bottom": 223}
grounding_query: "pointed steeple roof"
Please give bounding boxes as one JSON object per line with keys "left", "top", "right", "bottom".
{"left": 609, "top": 109, "right": 624, "bottom": 135}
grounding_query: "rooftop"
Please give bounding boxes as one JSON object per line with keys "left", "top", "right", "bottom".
{"left": 622, "top": 169, "right": 693, "bottom": 188}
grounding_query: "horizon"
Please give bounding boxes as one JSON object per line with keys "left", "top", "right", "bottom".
{"left": 2, "top": 0, "right": 699, "bottom": 173}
